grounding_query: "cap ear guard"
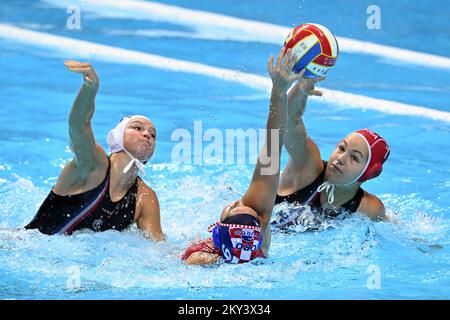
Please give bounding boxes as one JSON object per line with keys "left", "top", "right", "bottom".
{"left": 106, "top": 129, "right": 122, "bottom": 153}
{"left": 353, "top": 129, "right": 391, "bottom": 184}
{"left": 358, "top": 162, "right": 382, "bottom": 182}
{"left": 106, "top": 115, "right": 152, "bottom": 154}
{"left": 106, "top": 115, "right": 152, "bottom": 175}
{"left": 106, "top": 116, "right": 130, "bottom": 154}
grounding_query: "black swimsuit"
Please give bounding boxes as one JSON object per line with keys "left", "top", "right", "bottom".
{"left": 275, "top": 161, "right": 364, "bottom": 217}
{"left": 25, "top": 158, "right": 138, "bottom": 235}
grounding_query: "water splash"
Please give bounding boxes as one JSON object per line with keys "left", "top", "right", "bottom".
{"left": 0, "top": 165, "right": 449, "bottom": 299}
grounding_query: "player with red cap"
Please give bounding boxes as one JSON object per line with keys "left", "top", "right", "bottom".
{"left": 273, "top": 73, "right": 391, "bottom": 227}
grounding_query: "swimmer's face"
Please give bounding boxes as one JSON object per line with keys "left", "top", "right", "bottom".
{"left": 123, "top": 117, "right": 156, "bottom": 162}
{"left": 326, "top": 133, "right": 369, "bottom": 185}
{"left": 220, "top": 200, "right": 259, "bottom": 222}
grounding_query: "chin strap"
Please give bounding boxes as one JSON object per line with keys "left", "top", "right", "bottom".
{"left": 122, "top": 148, "right": 146, "bottom": 176}
{"left": 316, "top": 181, "right": 335, "bottom": 205}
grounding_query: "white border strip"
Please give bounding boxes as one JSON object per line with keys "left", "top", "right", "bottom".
{"left": 42, "top": 0, "right": 450, "bottom": 70}
{"left": 1, "top": 24, "right": 449, "bottom": 123}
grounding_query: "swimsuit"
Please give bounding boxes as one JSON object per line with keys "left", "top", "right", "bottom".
{"left": 25, "top": 158, "right": 138, "bottom": 235}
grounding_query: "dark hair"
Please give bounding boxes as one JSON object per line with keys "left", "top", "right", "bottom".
{"left": 222, "top": 214, "right": 260, "bottom": 227}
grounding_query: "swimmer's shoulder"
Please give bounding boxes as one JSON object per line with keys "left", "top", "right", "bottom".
{"left": 357, "top": 191, "right": 387, "bottom": 221}
{"left": 53, "top": 144, "right": 109, "bottom": 194}
{"left": 69, "top": 143, "right": 109, "bottom": 175}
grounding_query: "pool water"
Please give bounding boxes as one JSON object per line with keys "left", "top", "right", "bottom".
{"left": 0, "top": 0, "right": 449, "bottom": 299}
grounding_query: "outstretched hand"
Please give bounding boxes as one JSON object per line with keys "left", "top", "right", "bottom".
{"left": 267, "top": 47, "right": 303, "bottom": 93}
{"left": 64, "top": 61, "right": 99, "bottom": 90}
{"left": 294, "top": 69, "right": 326, "bottom": 97}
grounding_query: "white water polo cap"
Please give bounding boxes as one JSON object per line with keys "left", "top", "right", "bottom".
{"left": 106, "top": 115, "right": 151, "bottom": 175}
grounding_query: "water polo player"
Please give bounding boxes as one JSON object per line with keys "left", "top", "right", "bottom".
{"left": 25, "top": 61, "right": 165, "bottom": 240}
{"left": 182, "top": 48, "right": 303, "bottom": 265}
{"left": 272, "top": 73, "right": 390, "bottom": 229}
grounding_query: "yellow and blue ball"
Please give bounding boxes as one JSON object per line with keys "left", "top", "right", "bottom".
{"left": 284, "top": 23, "right": 339, "bottom": 78}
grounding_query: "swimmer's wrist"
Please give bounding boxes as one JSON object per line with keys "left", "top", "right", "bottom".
{"left": 81, "top": 84, "right": 99, "bottom": 97}
{"left": 83, "top": 81, "right": 99, "bottom": 92}
{"left": 271, "top": 86, "right": 288, "bottom": 97}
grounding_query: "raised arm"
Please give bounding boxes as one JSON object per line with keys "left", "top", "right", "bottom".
{"left": 241, "top": 48, "right": 301, "bottom": 224}
{"left": 184, "top": 50, "right": 301, "bottom": 265}
{"left": 278, "top": 73, "right": 326, "bottom": 193}
{"left": 64, "top": 61, "right": 103, "bottom": 170}
{"left": 284, "top": 72, "right": 325, "bottom": 165}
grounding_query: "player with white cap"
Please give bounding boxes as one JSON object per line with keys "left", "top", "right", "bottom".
{"left": 25, "top": 61, "right": 165, "bottom": 240}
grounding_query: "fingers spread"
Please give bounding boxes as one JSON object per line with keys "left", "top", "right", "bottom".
{"left": 314, "top": 76, "right": 327, "bottom": 83}
{"left": 312, "top": 89, "right": 323, "bottom": 96}
{"left": 294, "top": 72, "right": 306, "bottom": 81}
{"left": 64, "top": 61, "right": 91, "bottom": 67}
{"left": 65, "top": 67, "right": 92, "bottom": 73}
{"left": 304, "top": 87, "right": 323, "bottom": 96}
{"left": 298, "top": 69, "right": 306, "bottom": 78}
{"left": 276, "top": 47, "right": 286, "bottom": 66}
{"left": 286, "top": 53, "right": 298, "bottom": 71}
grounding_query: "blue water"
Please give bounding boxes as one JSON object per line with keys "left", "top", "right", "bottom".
{"left": 1, "top": 0, "right": 450, "bottom": 299}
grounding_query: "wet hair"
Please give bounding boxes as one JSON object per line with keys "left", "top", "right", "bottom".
{"left": 222, "top": 214, "right": 260, "bottom": 227}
